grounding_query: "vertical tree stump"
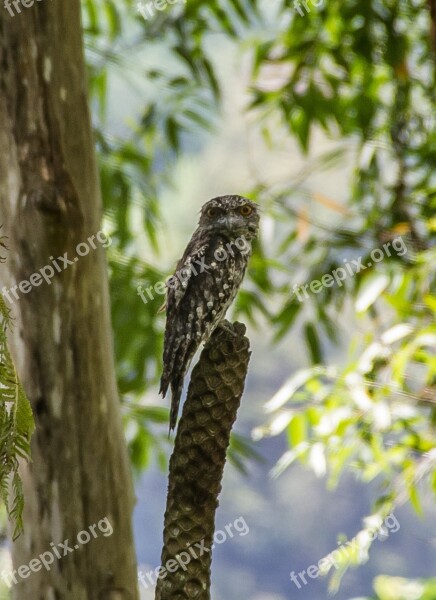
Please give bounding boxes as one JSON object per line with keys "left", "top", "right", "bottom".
{"left": 155, "top": 321, "right": 250, "bottom": 600}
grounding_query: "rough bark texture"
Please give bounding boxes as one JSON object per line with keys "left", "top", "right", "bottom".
{"left": 0, "top": 3, "right": 138, "bottom": 599}
{"left": 155, "top": 321, "right": 250, "bottom": 600}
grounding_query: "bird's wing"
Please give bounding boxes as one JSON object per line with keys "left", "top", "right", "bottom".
{"left": 166, "top": 241, "right": 208, "bottom": 310}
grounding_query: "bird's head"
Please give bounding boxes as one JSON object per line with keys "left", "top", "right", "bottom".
{"left": 198, "top": 195, "right": 260, "bottom": 239}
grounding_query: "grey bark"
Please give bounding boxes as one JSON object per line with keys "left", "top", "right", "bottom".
{"left": 0, "top": 3, "right": 138, "bottom": 599}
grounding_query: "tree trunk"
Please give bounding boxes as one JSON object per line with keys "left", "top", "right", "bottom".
{"left": 0, "top": 3, "right": 138, "bottom": 599}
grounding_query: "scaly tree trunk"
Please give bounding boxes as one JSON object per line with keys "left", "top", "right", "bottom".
{"left": 0, "top": 3, "right": 138, "bottom": 599}
{"left": 155, "top": 322, "right": 250, "bottom": 600}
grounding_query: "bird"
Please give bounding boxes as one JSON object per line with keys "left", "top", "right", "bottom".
{"left": 159, "top": 195, "right": 260, "bottom": 432}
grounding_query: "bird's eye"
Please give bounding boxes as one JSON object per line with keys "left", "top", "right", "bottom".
{"left": 239, "top": 205, "right": 253, "bottom": 217}
{"left": 207, "top": 207, "right": 218, "bottom": 218}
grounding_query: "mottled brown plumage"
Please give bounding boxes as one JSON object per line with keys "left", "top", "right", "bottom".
{"left": 159, "top": 195, "right": 260, "bottom": 432}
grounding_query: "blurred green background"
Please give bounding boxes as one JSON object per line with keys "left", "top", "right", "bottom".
{"left": 2, "top": 0, "right": 436, "bottom": 598}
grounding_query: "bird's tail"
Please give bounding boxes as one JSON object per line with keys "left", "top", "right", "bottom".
{"left": 160, "top": 336, "right": 197, "bottom": 434}
{"left": 168, "top": 375, "right": 184, "bottom": 434}
{"left": 159, "top": 370, "right": 174, "bottom": 434}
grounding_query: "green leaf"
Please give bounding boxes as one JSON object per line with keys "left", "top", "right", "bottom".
{"left": 304, "top": 322, "right": 322, "bottom": 364}
{"left": 355, "top": 272, "right": 390, "bottom": 313}
{"left": 288, "top": 413, "right": 308, "bottom": 448}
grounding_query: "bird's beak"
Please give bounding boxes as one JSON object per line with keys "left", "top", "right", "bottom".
{"left": 219, "top": 215, "right": 240, "bottom": 232}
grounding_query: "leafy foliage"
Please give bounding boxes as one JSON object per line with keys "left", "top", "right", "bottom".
{"left": 0, "top": 243, "right": 34, "bottom": 540}
{"left": 358, "top": 575, "right": 436, "bottom": 600}
{"left": 244, "top": 1, "right": 436, "bottom": 589}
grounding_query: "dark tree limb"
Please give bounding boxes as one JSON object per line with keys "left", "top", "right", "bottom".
{"left": 155, "top": 321, "right": 250, "bottom": 600}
